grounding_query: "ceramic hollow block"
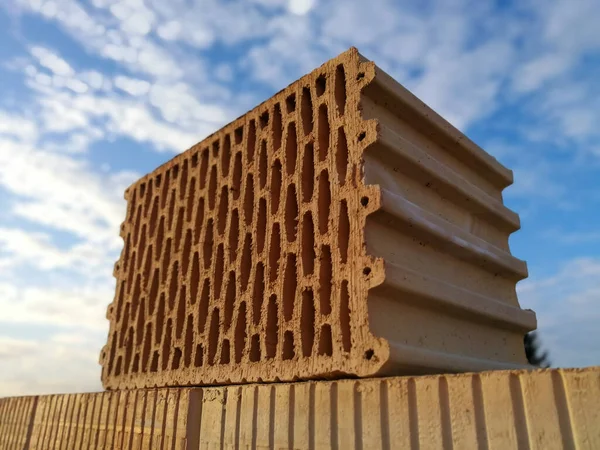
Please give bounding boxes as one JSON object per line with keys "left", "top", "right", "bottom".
{"left": 100, "top": 47, "right": 536, "bottom": 390}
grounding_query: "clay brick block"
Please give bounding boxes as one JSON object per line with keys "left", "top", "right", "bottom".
{"left": 99, "top": 47, "right": 536, "bottom": 389}
{"left": 2, "top": 368, "right": 599, "bottom": 449}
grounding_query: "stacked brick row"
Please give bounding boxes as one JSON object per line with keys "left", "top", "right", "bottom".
{"left": 2, "top": 369, "right": 599, "bottom": 449}
{"left": 100, "top": 47, "right": 535, "bottom": 390}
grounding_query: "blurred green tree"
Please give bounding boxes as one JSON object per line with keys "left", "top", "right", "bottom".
{"left": 524, "top": 331, "right": 550, "bottom": 368}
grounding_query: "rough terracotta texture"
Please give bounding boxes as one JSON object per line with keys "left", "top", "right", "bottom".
{"left": 1, "top": 368, "right": 599, "bottom": 449}
{"left": 0, "top": 395, "right": 37, "bottom": 450}
{"left": 21, "top": 389, "right": 197, "bottom": 450}
{"left": 100, "top": 46, "right": 536, "bottom": 390}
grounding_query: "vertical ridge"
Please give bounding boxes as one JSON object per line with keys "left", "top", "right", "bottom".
{"left": 309, "top": 383, "right": 316, "bottom": 450}
{"left": 159, "top": 389, "right": 171, "bottom": 449}
{"left": 251, "top": 386, "right": 258, "bottom": 450}
{"left": 234, "top": 388, "right": 242, "bottom": 449}
{"left": 8, "top": 397, "right": 23, "bottom": 449}
{"left": 353, "top": 382, "right": 363, "bottom": 450}
{"left": 288, "top": 384, "right": 295, "bottom": 450}
{"left": 330, "top": 383, "right": 339, "bottom": 450}
{"left": 472, "top": 374, "right": 489, "bottom": 450}
{"left": 220, "top": 389, "right": 228, "bottom": 450}
{"left": 269, "top": 386, "right": 275, "bottom": 450}
{"left": 4, "top": 398, "right": 16, "bottom": 449}
{"left": 126, "top": 390, "right": 139, "bottom": 450}
{"left": 407, "top": 378, "right": 420, "bottom": 450}
{"left": 92, "top": 394, "right": 105, "bottom": 449}
{"left": 147, "top": 390, "right": 158, "bottom": 449}
{"left": 38, "top": 396, "right": 55, "bottom": 447}
{"left": 58, "top": 394, "right": 74, "bottom": 450}
{"left": 84, "top": 394, "right": 99, "bottom": 450}
{"left": 509, "top": 373, "right": 530, "bottom": 450}
{"left": 439, "top": 376, "right": 454, "bottom": 450}
{"left": 75, "top": 395, "right": 90, "bottom": 450}
{"left": 380, "top": 381, "right": 390, "bottom": 450}
{"left": 44, "top": 395, "right": 60, "bottom": 445}
{"left": 551, "top": 370, "right": 576, "bottom": 450}
{"left": 170, "top": 389, "right": 182, "bottom": 450}
{"left": 111, "top": 391, "right": 124, "bottom": 450}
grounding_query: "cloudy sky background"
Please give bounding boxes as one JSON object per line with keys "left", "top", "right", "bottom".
{"left": 0, "top": 0, "right": 599, "bottom": 396}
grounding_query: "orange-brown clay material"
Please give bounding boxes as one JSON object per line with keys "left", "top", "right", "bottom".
{"left": 1, "top": 368, "right": 600, "bottom": 449}
{"left": 99, "top": 47, "right": 536, "bottom": 390}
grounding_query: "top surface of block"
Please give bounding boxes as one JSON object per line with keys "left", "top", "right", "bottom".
{"left": 100, "top": 47, "right": 535, "bottom": 390}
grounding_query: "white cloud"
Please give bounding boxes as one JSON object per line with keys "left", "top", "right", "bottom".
{"left": 0, "top": 282, "right": 112, "bottom": 331}
{"left": 0, "top": 334, "right": 103, "bottom": 396}
{"left": 30, "top": 46, "right": 74, "bottom": 76}
{"left": 114, "top": 75, "right": 151, "bottom": 96}
{"left": 288, "top": 0, "right": 316, "bottom": 15}
{"left": 512, "top": 53, "right": 570, "bottom": 93}
{"left": 156, "top": 20, "right": 182, "bottom": 41}
{"left": 0, "top": 111, "right": 38, "bottom": 142}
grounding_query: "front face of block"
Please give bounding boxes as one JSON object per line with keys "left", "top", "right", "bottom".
{"left": 101, "top": 49, "right": 386, "bottom": 389}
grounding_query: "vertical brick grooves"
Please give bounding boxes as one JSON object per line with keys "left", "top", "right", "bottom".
{"left": 1, "top": 398, "right": 11, "bottom": 448}
{"left": 91, "top": 393, "right": 104, "bottom": 449}
{"left": 23, "top": 396, "right": 38, "bottom": 450}
{"left": 79, "top": 396, "right": 91, "bottom": 449}
{"left": 551, "top": 371, "right": 576, "bottom": 450}
{"left": 5, "top": 397, "right": 16, "bottom": 449}
{"left": 19, "top": 398, "right": 29, "bottom": 449}
{"left": 6, "top": 397, "right": 18, "bottom": 449}
{"left": 509, "top": 374, "right": 531, "bottom": 449}
{"left": 3, "top": 397, "right": 15, "bottom": 449}
{"left": 471, "top": 375, "right": 489, "bottom": 450}
{"left": 11, "top": 397, "right": 23, "bottom": 450}
{"left": 57, "top": 394, "right": 72, "bottom": 449}
{"left": 106, "top": 392, "right": 118, "bottom": 449}
{"left": 42, "top": 396, "right": 57, "bottom": 447}
{"left": 2, "top": 369, "right": 600, "bottom": 448}
{"left": 126, "top": 391, "right": 139, "bottom": 450}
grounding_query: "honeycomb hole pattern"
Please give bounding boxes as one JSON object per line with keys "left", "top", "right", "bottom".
{"left": 101, "top": 48, "right": 388, "bottom": 389}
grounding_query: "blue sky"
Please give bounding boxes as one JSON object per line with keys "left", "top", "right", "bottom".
{"left": 0, "top": 0, "right": 599, "bottom": 395}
